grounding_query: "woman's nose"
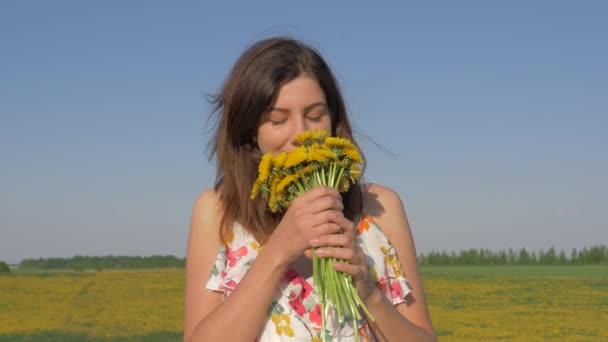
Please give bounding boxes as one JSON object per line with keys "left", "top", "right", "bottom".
{"left": 290, "top": 115, "right": 309, "bottom": 146}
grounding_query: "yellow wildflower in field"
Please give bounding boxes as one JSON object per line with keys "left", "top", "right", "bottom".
{"left": 422, "top": 267, "right": 607, "bottom": 341}
{"left": 0, "top": 269, "right": 184, "bottom": 337}
{"left": 0, "top": 266, "right": 606, "bottom": 340}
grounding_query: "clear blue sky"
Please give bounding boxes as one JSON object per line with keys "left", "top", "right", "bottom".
{"left": 1, "top": 2, "right": 606, "bottom": 264}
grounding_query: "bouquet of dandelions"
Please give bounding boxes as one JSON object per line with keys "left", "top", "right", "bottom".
{"left": 250, "top": 128, "right": 374, "bottom": 341}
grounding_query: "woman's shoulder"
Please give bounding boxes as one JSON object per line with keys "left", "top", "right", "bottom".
{"left": 191, "top": 188, "right": 224, "bottom": 236}
{"left": 361, "top": 182, "right": 409, "bottom": 240}
{"left": 362, "top": 183, "right": 405, "bottom": 217}
{"left": 193, "top": 188, "right": 223, "bottom": 214}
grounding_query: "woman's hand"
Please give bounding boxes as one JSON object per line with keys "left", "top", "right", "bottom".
{"left": 266, "top": 186, "right": 345, "bottom": 267}
{"left": 305, "top": 216, "right": 378, "bottom": 302}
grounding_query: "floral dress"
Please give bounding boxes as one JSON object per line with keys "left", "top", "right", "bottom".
{"left": 206, "top": 215, "right": 411, "bottom": 341}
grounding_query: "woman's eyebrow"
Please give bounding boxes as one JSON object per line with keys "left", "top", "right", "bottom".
{"left": 270, "top": 102, "right": 328, "bottom": 113}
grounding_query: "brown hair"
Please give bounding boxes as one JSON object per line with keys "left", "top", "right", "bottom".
{"left": 208, "top": 36, "right": 364, "bottom": 244}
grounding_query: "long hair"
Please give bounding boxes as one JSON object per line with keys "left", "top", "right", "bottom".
{"left": 208, "top": 37, "right": 364, "bottom": 244}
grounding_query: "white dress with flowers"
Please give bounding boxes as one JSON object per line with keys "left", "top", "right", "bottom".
{"left": 205, "top": 215, "right": 412, "bottom": 342}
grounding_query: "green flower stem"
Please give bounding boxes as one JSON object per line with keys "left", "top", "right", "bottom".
{"left": 312, "top": 249, "right": 319, "bottom": 293}
{"left": 328, "top": 263, "right": 342, "bottom": 322}
{"left": 321, "top": 167, "right": 327, "bottom": 186}
{"left": 335, "top": 166, "right": 345, "bottom": 188}
{"left": 295, "top": 179, "right": 306, "bottom": 194}
{"left": 340, "top": 275, "right": 357, "bottom": 318}
{"left": 329, "top": 162, "right": 337, "bottom": 188}
{"left": 307, "top": 167, "right": 375, "bottom": 341}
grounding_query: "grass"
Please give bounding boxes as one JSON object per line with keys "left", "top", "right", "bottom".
{"left": 1, "top": 265, "right": 606, "bottom": 341}
{"left": 420, "top": 264, "right": 608, "bottom": 278}
{"left": 0, "top": 331, "right": 182, "bottom": 342}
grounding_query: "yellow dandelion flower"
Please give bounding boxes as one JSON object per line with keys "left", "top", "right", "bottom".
{"left": 293, "top": 130, "right": 314, "bottom": 143}
{"left": 294, "top": 128, "right": 330, "bottom": 144}
{"left": 268, "top": 177, "right": 283, "bottom": 213}
{"left": 274, "top": 152, "right": 288, "bottom": 168}
{"left": 343, "top": 146, "right": 363, "bottom": 164}
{"left": 277, "top": 174, "right": 300, "bottom": 192}
{"left": 269, "top": 198, "right": 280, "bottom": 213}
{"left": 302, "top": 165, "right": 316, "bottom": 175}
{"left": 308, "top": 145, "right": 335, "bottom": 163}
{"left": 349, "top": 164, "right": 362, "bottom": 181}
{"left": 310, "top": 128, "right": 330, "bottom": 141}
{"left": 338, "top": 180, "right": 350, "bottom": 193}
{"left": 325, "top": 136, "right": 354, "bottom": 149}
{"left": 258, "top": 153, "right": 273, "bottom": 182}
{"left": 250, "top": 178, "right": 262, "bottom": 199}
{"left": 285, "top": 146, "right": 308, "bottom": 168}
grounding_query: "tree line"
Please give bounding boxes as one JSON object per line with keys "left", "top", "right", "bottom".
{"left": 18, "top": 255, "right": 185, "bottom": 270}
{"left": 418, "top": 245, "right": 608, "bottom": 265}
{"left": 7, "top": 245, "right": 607, "bottom": 270}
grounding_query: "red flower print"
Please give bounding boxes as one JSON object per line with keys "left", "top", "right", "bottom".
{"left": 222, "top": 279, "right": 237, "bottom": 291}
{"left": 299, "top": 279, "right": 313, "bottom": 299}
{"left": 284, "top": 268, "right": 299, "bottom": 283}
{"left": 390, "top": 281, "right": 403, "bottom": 299}
{"left": 289, "top": 294, "right": 307, "bottom": 317}
{"left": 227, "top": 246, "right": 248, "bottom": 267}
{"left": 309, "top": 304, "right": 322, "bottom": 326}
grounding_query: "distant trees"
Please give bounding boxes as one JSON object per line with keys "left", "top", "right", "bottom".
{"left": 12, "top": 245, "right": 608, "bottom": 270}
{"left": 0, "top": 261, "right": 10, "bottom": 273}
{"left": 418, "top": 245, "right": 608, "bottom": 266}
{"left": 19, "top": 255, "right": 185, "bottom": 270}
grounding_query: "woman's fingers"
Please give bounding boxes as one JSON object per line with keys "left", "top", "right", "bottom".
{"left": 296, "top": 186, "right": 340, "bottom": 206}
{"left": 308, "top": 195, "right": 343, "bottom": 214}
{"left": 314, "top": 246, "right": 355, "bottom": 261}
{"left": 330, "top": 261, "right": 362, "bottom": 276}
{"left": 311, "top": 222, "right": 343, "bottom": 237}
{"left": 307, "top": 210, "right": 345, "bottom": 229}
{"left": 310, "top": 232, "right": 350, "bottom": 248}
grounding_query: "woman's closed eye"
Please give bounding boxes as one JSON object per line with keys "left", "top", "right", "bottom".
{"left": 307, "top": 111, "right": 328, "bottom": 122}
{"left": 270, "top": 118, "right": 287, "bottom": 125}
{"left": 267, "top": 112, "right": 288, "bottom": 125}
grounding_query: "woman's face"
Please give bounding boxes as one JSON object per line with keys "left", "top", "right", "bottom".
{"left": 256, "top": 75, "right": 332, "bottom": 154}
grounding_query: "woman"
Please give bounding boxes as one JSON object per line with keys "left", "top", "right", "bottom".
{"left": 184, "top": 37, "right": 436, "bottom": 341}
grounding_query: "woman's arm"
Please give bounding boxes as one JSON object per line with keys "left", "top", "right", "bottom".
{"left": 183, "top": 189, "right": 289, "bottom": 342}
{"left": 184, "top": 187, "right": 347, "bottom": 342}
{"left": 364, "top": 183, "right": 436, "bottom": 341}
{"left": 307, "top": 183, "right": 436, "bottom": 341}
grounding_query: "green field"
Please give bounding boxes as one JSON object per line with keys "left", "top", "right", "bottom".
{"left": 420, "top": 264, "right": 608, "bottom": 277}
{"left": 1, "top": 266, "right": 606, "bottom": 341}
